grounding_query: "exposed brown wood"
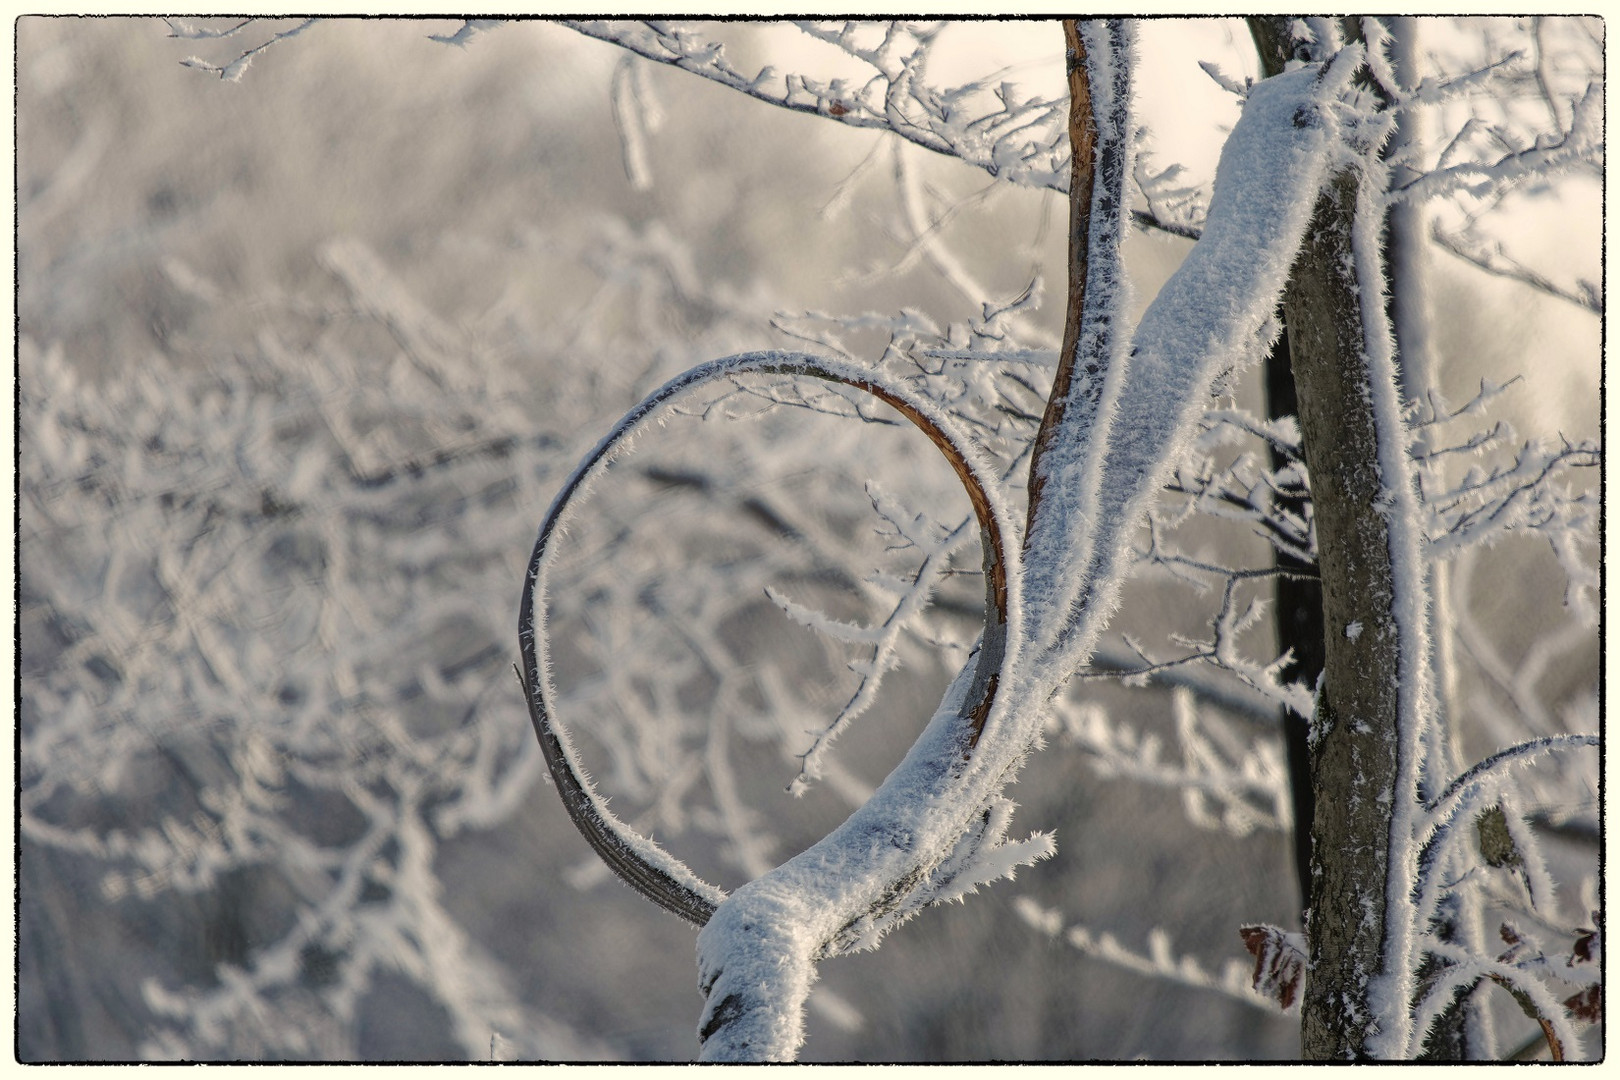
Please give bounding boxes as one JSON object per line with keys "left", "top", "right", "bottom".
{"left": 1025, "top": 19, "right": 1097, "bottom": 529}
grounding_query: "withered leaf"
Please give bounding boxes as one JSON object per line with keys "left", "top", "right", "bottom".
{"left": 1240, "top": 924, "right": 1306, "bottom": 1011}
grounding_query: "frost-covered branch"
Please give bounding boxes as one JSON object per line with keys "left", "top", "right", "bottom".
{"left": 169, "top": 17, "right": 319, "bottom": 81}
{"left": 1047, "top": 690, "right": 1291, "bottom": 836}
{"left": 19, "top": 254, "right": 603, "bottom": 1058}
{"left": 558, "top": 20, "right": 1070, "bottom": 191}
{"left": 1424, "top": 436, "right": 1598, "bottom": 556}
{"left": 1430, "top": 223, "right": 1602, "bottom": 313}
{"left": 518, "top": 350, "right": 1019, "bottom": 935}
{"left": 1023, "top": 19, "right": 1134, "bottom": 564}
{"left": 1093, "top": 558, "right": 1316, "bottom": 721}
{"left": 1410, "top": 376, "right": 1600, "bottom": 632}
{"left": 1390, "top": 81, "right": 1601, "bottom": 206}
{"left": 1012, "top": 898, "right": 1287, "bottom": 1014}
{"left": 681, "top": 29, "right": 1374, "bottom": 1059}
{"left": 44, "top": 14, "right": 1602, "bottom": 1062}
{"left": 1421, "top": 733, "right": 1598, "bottom": 825}
{"left": 769, "top": 513, "right": 976, "bottom": 795}
{"left": 1162, "top": 424, "right": 1314, "bottom": 564}
{"left": 1132, "top": 159, "right": 1209, "bottom": 240}
{"left": 1023, "top": 47, "right": 1355, "bottom": 679}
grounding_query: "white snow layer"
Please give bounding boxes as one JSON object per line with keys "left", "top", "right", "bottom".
{"left": 1025, "top": 56, "right": 1352, "bottom": 683}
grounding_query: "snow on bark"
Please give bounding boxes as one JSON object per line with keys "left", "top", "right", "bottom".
{"left": 1023, "top": 19, "right": 1136, "bottom": 652}
{"left": 1346, "top": 146, "right": 1435, "bottom": 1060}
{"left": 694, "top": 644, "right": 1047, "bottom": 1060}
{"left": 1024, "top": 55, "right": 1355, "bottom": 682}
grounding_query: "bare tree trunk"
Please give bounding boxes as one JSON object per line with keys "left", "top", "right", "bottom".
{"left": 1250, "top": 18, "right": 1407, "bottom": 1060}
{"left": 1289, "top": 169, "right": 1403, "bottom": 1063}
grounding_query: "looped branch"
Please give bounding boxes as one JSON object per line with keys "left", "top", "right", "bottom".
{"left": 517, "top": 350, "right": 1015, "bottom": 927}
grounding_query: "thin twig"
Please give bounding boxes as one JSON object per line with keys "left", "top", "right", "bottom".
{"left": 1430, "top": 223, "right": 1601, "bottom": 313}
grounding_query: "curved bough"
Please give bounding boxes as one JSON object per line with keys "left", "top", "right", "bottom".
{"left": 517, "top": 350, "right": 1016, "bottom": 927}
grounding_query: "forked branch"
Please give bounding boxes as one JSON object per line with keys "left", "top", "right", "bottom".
{"left": 521, "top": 18, "right": 1372, "bottom": 1063}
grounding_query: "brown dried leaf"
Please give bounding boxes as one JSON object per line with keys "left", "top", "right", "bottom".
{"left": 1240, "top": 924, "right": 1306, "bottom": 1011}
{"left": 1497, "top": 922, "right": 1529, "bottom": 965}
{"left": 1564, "top": 984, "right": 1601, "bottom": 1024}
{"left": 1570, "top": 913, "right": 1600, "bottom": 966}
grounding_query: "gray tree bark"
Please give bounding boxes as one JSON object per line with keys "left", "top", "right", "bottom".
{"left": 1250, "top": 18, "right": 1407, "bottom": 1060}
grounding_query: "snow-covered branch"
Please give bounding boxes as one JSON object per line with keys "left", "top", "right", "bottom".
{"left": 19, "top": 254, "right": 601, "bottom": 1057}
{"left": 1421, "top": 733, "right": 1598, "bottom": 826}
{"left": 518, "top": 349, "right": 1020, "bottom": 935}
{"left": 1390, "top": 81, "right": 1601, "bottom": 207}
{"left": 1023, "top": 50, "right": 1356, "bottom": 678}
{"left": 769, "top": 513, "right": 976, "bottom": 795}
{"left": 682, "top": 31, "right": 1380, "bottom": 1059}
{"left": 33, "top": 14, "right": 1602, "bottom": 1062}
{"left": 1012, "top": 897, "right": 1287, "bottom": 1014}
{"left": 558, "top": 20, "right": 1070, "bottom": 191}
{"left": 1047, "top": 690, "right": 1291, "bottom": 836}
{"left": 169, "top": 17, "right": 318, "bottom": 81}
{"left": 1429, "top": 223, "right": 1602, "bottom": 313}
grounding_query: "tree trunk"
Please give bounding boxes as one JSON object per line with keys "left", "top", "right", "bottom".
{"left": 1250, "top": 18, "right": 1408, "bottom": 1059}
{"left": 1264, "top": 327, "right": 1324, "bottom": 922}
{"left": 1288, "top": 168, "right": 1402, "bottom": 1062}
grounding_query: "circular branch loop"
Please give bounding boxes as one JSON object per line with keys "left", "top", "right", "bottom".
{"left": 518, "top": 350, "right": 1016, "bottom": 925}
